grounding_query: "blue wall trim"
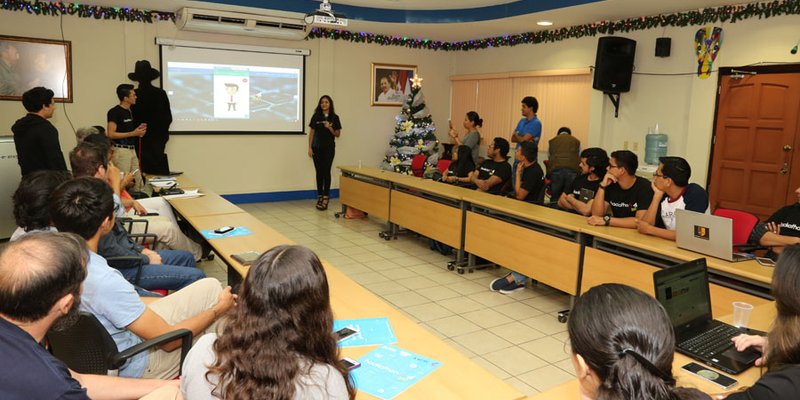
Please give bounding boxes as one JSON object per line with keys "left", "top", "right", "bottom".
{"left": 222, "top": 189, "right": 340, "bottom": 204}
{"left": 203, "top": 0, "right": 602, "bottom": 24}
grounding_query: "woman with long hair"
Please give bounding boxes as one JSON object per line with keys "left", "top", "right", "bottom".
{"left": 181, "top": 245, "right": 356, "bottom": 400}
{"left": 727, "top": 244, "right": 800, "bottom": 399}
{"left": 307, "top": 95, "right": 342, "bottom": 211}
{"left": 448, "top": 111, "right": 482, "bottom": 165}
{"left": 443, "top": 145, "right": 476, "bottom": 185}
{"left": 568, "top": 284, "right": 708, "bottom": 400}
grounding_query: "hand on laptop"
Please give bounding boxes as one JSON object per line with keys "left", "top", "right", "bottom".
{"left": 732, "top": 334, "right": 767, "bottom": 366}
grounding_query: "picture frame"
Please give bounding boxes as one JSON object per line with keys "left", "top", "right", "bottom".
{"left": 371, "top": 63, "right": 417, "bottom": 106}
{"left": 0, "top": 35, "right": 72, "bottom": 102}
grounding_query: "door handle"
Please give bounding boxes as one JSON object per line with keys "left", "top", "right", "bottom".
{"left": 784, "top": 144, "right": 793, "bottom": 152}
{"left": 781, "top": 163, "right": 790, "bottom": 175}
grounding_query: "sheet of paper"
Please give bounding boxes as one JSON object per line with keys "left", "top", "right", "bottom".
{"left": 334, "top": 317, "right": 398, "bottom": 348}
{"left": 352, "top": 345, "right": 442, "bottom": 399}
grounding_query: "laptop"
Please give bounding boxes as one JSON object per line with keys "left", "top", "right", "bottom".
{"left": 653, "top": 258, "right": 760, "bottom": 374}
{"left": 675, "top": 209, "right": 752, "bottom": 262}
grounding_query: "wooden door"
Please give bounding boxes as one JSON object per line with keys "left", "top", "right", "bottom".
{"left": 709, "top": 72, "right": 800, "bottom": 220}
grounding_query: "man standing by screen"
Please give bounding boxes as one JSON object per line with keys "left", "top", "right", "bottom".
{"left": 107, "top": 84, "right": 146, "bottom": 192}
{"left": 129, "top": 60, "right": 173, "bottom": 175}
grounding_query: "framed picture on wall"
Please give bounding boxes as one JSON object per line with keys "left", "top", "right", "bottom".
{"left": 0, "top": 35, "right": 72, "bottom": 102}
{"left": 371, "top": 63, "right": 417, "bottom": 106}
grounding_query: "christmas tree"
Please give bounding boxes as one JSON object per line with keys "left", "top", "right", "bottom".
{"left": 380, "top": 76, "right": 439, "bottom": 174}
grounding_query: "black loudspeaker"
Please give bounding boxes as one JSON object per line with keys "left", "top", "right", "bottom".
{"left": 592, "top": 36, "right": 636, "bottom": 93}
{"left": 655, "top": 37, "right": 671, "bottom": 57}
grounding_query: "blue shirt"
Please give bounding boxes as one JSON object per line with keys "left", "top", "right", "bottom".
{"left": 0, "top": 317, "right": 89, "bottom": 399}
{"left": 81, "top": 251, "right": 148, "bottom": 377}
{"left": 514, "top": 116, "right": 542, "bottom": 148}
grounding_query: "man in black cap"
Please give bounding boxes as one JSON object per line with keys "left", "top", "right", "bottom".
{"left": 129, "top": 60, "right": 173, "bottom": 175}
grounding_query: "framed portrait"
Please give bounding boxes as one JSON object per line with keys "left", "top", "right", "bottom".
{"left": 371, "top": 63, "right": 417, "bottom": 106}
{"left": 0, "top": 35, "right": 72, "bottom": 102}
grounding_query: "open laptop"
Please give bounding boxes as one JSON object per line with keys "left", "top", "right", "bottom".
{"left": 653, "top": 258, "right": 760, "bottom": 375}
{"left": 675, "top": 209, "right": 752, "bottom": 262}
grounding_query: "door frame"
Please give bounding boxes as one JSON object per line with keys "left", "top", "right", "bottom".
{"left": 707, "top": 63, "right": 800, "bottom": 207}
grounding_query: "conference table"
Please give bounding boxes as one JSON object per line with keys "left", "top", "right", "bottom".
{"left": 336, "top": 165, "right": 775, "bottom": 312}
{"left": 164, "top": 176, "right": 525, "bottom": 400}
{"left": 530, "top": 302, "right": 777, "bottom": 399}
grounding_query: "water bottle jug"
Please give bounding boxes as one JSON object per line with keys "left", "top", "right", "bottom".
{"left": 645, "top": 124, "right": 668, "bottom": 165}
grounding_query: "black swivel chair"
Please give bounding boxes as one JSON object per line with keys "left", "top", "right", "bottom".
{"left": 46, "top": 312, "right": 192, "bottom": 375}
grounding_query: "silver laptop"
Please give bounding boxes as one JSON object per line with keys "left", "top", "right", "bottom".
{"left": 675, "top": 209, "right": 753, "bottom": 262}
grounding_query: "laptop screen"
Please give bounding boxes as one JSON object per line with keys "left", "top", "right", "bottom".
{"left": 654, "top": 258, "right": 712, "bottom": 328}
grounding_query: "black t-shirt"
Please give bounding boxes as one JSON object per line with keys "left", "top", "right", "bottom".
{"left": 106, "top": 105, "right": 138, "bottom": 146}
{"left": 519, "top": 162, "right": 544, "bottom": 202}
{"left": 566, "top": 173, "right": 601, "bottom": 202}
{"left": 309, "top": 113, "right": 342, "bottom": 149}
{"left": 767, "top": 203, "right": 800, "bottom": 238}
{"left": 0, "top": 317, "right": 89, "bottom": 399}
{"left": 726, "top": 365, "right": 800, "bottom": 400}
{"left": 477, "top": 158, "right": 512, "bottom": 195}
{"left": 602, "top": 176, "right": 654, "bottom": 218}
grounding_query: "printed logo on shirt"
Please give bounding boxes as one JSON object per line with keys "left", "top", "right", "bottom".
{"left": 123, "top": 118, "right": 133, "bottom": 123}
{"left": 609, "top": 200, "right": 638, "bottom": 212}
{"left": 479, "top": 166, "right": 496, "bottom": 176}
{"left": 779, "top": 222, "right": 800, "bottom": 233}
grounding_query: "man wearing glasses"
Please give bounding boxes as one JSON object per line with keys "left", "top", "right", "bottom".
{"left": 637, "top": 156, "right": 709, "bottom": 240}
{"left": 588, "top": 150, "right": 653, "bottom": 228}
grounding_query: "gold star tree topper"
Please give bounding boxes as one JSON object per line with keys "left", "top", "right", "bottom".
{"left": 410, "top": 75, "right": 424, "bottom": 89}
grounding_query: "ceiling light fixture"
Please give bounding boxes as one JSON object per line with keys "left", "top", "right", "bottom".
{"left": 537, "top": 20, "right": 553, "bottom": 26}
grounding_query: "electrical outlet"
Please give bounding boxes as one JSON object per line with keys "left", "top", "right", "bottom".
{"left": 623, "top": 140, "right": 629, "bottom": 150}
{"left": 633, "top": 142, "right": 639, "bottom": 151}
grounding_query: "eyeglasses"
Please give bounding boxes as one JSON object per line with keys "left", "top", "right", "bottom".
{"left": 653, "top": 172, "right": 668, "bottom": 179}
{"left": 608, "top": 164, "right": 620, "bottom": 169}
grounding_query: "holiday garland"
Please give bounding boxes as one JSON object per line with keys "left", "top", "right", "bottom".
{"left": 0, "top": 0, "right": 175, "bottom": 23}
{"left": 308, "top": 0, "right": 800, "bottom": 51}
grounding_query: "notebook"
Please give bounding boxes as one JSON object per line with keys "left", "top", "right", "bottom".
{"left": 675, "top": 209, "right": 752, "bottom": 262}
{"left": 653, "top": 258, "right": 760, "bottom": 374}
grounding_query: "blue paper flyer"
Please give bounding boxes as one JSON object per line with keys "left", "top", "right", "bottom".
{"left": 200, "top": 226, "right": 253, "bottom": 239}
{"left": 334, "top": 317, "right": 397, "bottom": 347}
{"left": 351, "top": 345, "right": 442, "bottom": 399}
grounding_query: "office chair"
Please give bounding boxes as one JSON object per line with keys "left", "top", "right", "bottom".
{"left": 46, "top": 312, "right": 192, "bottom": 375}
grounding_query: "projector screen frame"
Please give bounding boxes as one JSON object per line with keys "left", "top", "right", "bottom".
{"left": 156, "top": 38, "right": 309, "bottom": 136}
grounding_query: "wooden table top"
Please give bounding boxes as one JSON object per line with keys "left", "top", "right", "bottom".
{"left": 168, "top": 191, "right": 244, "bottom": 218}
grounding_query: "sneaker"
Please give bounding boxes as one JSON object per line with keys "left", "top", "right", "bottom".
{"left": 499, "top": 280, "right": 526, "bottom": 294}
{"left": 490, "top": 273, "right": 513, "bottom": 292}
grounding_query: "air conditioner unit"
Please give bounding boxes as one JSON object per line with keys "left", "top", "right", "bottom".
{"left": 175, "top": 8, "right": 307, "bottom": 40}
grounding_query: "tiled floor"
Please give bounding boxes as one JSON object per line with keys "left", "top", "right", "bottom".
{"left": 197, "top": 198, "right": 575, "bottom": 396}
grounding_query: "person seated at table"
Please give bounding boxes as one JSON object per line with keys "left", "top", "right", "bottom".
{"left": 558, "top": 147, "right": 608, "bottom": 216}
{"left": 728, "top": 244, "right": 800, "bottom": 399}
{"left": 49, "top": 177, "right": 236, "bottom": 379}
{"left": 181, "top": 244, "right": 356, "bottom": 400}
{"left": 513, "top": 141, "right": 544, "bottom": 202}
{"left": 637, "top": 156, "right": 709, "bottom": 240}
{"left": 569, "top": 283, "right": 709, "bottom": 400}
{"left": 748, "top": 186, "right": 800, "bottom": 259}
{"left": 70, "top": 141, "right": 205, "bottom": 294}
{"left": 443, "top": 144, "right": 476, "bottom": 185}
{"left": 82, "top": 132, "right": 203, "bottom": 260}
{"left": 471, "top": 137, "right": 512, "bottom": 195}
{"left": 0, "top": 232, "right": 180, "bottom": 399}
{"left": 588, "top": 150, "right": 654, "bottom": 228}
{"left": 10, "top": 169, "right": 72, "bottom": 241}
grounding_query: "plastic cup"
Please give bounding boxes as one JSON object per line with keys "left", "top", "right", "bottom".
{"left": 732, "top": 301, "right": 754, "bottom": 328}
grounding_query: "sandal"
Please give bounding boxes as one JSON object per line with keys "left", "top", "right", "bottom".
{"left": 315, "top": 196, "right": 324, "bottom": 210}
{"left": 320, "top": 196, "right": 329, "bottom": 210}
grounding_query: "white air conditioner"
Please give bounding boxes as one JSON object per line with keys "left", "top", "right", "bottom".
{"left": 175, "top": 8, "right": 307, "bottom": 40}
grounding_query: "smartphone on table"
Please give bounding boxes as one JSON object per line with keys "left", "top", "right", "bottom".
{"left": 681, "top": 362, "right": 738, "bottom": 390}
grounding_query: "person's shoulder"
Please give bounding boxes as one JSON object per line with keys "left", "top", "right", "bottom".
{"left": 684, "top": 183, "right": 708, "bottom": 196}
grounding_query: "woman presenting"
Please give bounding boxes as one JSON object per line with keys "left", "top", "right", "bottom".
{"left": 449, "top": 111, "right": 482, "bottom": 165}
{"left": 308, "top": 95, "right": 341, "bottom": 211}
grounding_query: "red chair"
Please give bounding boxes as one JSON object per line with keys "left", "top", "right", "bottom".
{"left": 410, "top": 154, "right": 427, "bottom": 177}
{"left": 436, "top": 159, "right": 452, "bottom": 174}
{"left": 712, "top": 208, "right": 759, "bottom": 248}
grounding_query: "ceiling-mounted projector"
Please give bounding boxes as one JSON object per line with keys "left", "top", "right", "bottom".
{"left": 304, "top": 0, "right": 348, "bottom": 27}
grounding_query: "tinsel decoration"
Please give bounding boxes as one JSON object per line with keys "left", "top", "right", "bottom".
{"left": 381, "top": 78, "right": 439, "bottom": 174}
{"left": 308, "top": 0, "right": 800, "bottom": 51}
{"left": 0, "top": 0, "right": 176, "bottom": 23}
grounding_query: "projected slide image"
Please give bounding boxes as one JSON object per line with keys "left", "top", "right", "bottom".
{"left": 167, "top": 62, "right": 299, "bottom": 125}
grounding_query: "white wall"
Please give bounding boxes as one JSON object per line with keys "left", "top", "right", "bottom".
{"left": 452, "top": 14, "right": 800, "bottom": 185}
{"left": 2, "top": 10, "right": 798, "bottom": 193}
{"left": 0, "top": 11, "right": 453, "bottom": 195}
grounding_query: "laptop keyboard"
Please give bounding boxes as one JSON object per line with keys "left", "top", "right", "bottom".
{"left": 679, "top": 323, "right": 742, "bottom": 358}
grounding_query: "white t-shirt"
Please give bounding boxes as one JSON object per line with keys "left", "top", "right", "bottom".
{"left": 181, "top": 334, "right": 349, "bottom": 400}
{"left": 659, "top": 183, "right": 710, "bottom": 230}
